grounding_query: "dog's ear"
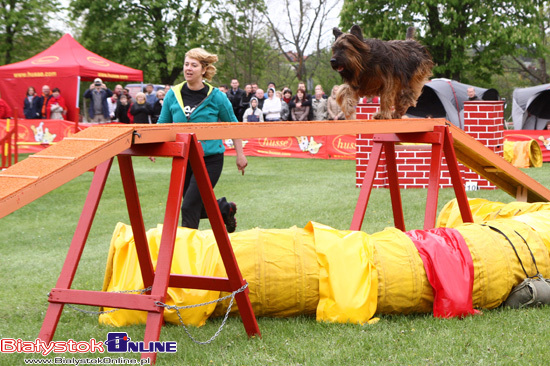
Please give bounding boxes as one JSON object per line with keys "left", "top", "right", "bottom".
{"left": 333, "top": 27, "right": 343, "bottom": 39}
{"left": 350, "top": 25, "right": 364, "bottom": 41}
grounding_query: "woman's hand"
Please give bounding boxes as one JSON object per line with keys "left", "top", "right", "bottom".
{"left": 232, "top": 138, "right": 247, "bottom": 175}
{"left": 236, "top": 154, "right": 248, "bottom": 175}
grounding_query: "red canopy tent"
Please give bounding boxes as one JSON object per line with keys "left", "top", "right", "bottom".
{"left": 0, "top": 34, "right": 143, "bottom": 122}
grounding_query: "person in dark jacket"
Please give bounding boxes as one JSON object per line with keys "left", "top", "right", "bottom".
{"left": 227, "top": 78, "right": 245, "bottom": 120}
{"left": 115, "top": 94, "right": 131, "bottom": 123}
{"left": 130, "top": 92, "right": 153, "bottom": 123}
{"left": 238, "top": 84, "right": 253, "bottom": 122}
{"left": 84, "top": 78, "right": 113, "bottom": 123}
{"left": 23, "top": 86, "right": 43, "bottom": 119}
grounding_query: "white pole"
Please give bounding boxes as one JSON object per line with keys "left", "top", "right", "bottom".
{"left": 76, "top": 76, "right": 81, "bottom": 109}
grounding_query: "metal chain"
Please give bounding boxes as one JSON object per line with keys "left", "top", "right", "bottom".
{"left": 55, "top": 286, "right": 153, "bottom": 316}
{"left": 155, "top": 283, "right": 249, "bottom": 345}
{"left": 54, "top": 283, "right": 249, "bottom": 345}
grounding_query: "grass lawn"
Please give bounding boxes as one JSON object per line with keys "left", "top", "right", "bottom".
{"left": 1, "top": 155, "right": 550, "bottom": 365}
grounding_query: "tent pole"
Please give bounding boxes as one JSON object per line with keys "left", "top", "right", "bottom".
{"left": 75, "top": 76, "right": 81, "bottom": 132}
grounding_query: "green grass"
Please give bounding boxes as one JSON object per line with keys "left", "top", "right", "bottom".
{"left": 1, "top": 156, "right": 550, "bottom": 365}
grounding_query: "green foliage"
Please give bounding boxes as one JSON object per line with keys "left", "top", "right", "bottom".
{"left": 306, "top": 47, "right": 345, "bottom": 95}
{"left": 70, "top": 0, "right": 222, "bottom": 84}
{"left": 0, "top": 0, "right": 62, "bottom": 65}
{"left": 339, "top": 0, "right": 542, "bottom": 84}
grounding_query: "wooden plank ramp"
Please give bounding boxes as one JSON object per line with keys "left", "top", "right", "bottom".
{"left": 1, "top": 119, "right": 549, "bottom": 220}
{"left": 0, "top": 120, "right": 445, "bottom": 219}
{"left": 448, "top": 124, "right": 550, "bottom": 202}
{"left": 0, "top": 126, "right": 135, "bottom": 219}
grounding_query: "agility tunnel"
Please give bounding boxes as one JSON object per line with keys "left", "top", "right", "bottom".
{"left": 99, "top": 198, "right": 550, "bottom": 327}
{"left": 503, "top": 138, "right": 543, "bottom": 168}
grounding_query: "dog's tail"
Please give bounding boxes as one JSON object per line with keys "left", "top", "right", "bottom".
{"left": 406, "top": 27, "right": 415, "bottom": 40}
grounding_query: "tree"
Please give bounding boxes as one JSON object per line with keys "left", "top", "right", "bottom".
{"left": 262, "top": 0, "right": 341, "bottom": 83}
{"left": 339, "top": 0, "right": 541, "bottom": 84}
{"left": 0, "top": 0, "right": 62, "bottom": 65}
{"left": 213, "top": 0, "right": 279, "bottom": 85}
{"left": 305, "top": 47, "right": 343, "bottom": 94}
{"left": 70, "top": 0, "right": 221, "bottom": 84}
{"left": 509, "top": 1, "right": 550, "bottom": 84}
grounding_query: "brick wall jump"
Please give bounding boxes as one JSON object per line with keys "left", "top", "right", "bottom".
{"left": 356, "top": 101, "right": 505, "bottom": 189}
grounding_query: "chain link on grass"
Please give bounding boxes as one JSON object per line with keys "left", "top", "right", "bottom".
{"left": 155, "top": 283, "right": 249, "bottom": 345}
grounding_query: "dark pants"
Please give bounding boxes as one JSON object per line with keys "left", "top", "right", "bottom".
{"left": 180, "top": 153, "right": 231, "bottom": 229}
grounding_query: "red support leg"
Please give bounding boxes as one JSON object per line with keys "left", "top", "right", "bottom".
{"left": 142, "top": 135, "right": 190, "bottom": 363}
{"left": 118, "top": 155, "right": 155, "bottom": 289}
{"left": 424, "top": 130, "right": 444, "bottom": 230}
{"left": 383, "top": 141, "right": 405, "bottom": 231}
{"left": 187, "top": 135, "right": 260, "bottom": 338}
{"left": 441, "top": 126, "right": 474, "bottom": 223}
{"left": 350, "top": 141, "right": 385, "bottom": 231}
{"left": 38, "top": 159, "right": 113, "bottom": 342}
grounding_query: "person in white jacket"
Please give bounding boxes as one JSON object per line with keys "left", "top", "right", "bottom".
{"left": 243, "top": 97, "right": 264, "bottom": 122}
{"left": 262, "top": 87, "right": 282, "bottom": 121}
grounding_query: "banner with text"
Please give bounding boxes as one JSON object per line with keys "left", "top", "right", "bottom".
{"left": 1, "top": 119, "right": 357, "bottom": 160}
{"left": 223, "top": 134, "right": 356, "bottom": 160}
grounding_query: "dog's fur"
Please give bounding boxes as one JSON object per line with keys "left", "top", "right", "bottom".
{"left": 330, "top": 25, "right": 434, "bottom": 120}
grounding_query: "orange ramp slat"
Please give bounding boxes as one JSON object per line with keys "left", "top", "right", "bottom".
{"left": 449, "top": 124, "right": 550, "bottom": 202}
{"left": 0, "top": 126, "right": 134, "bottom": 219}
{"left": 116, "top": 119, "right": 449, "bottom": 143}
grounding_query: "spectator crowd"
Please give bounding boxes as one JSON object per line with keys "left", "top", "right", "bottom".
{"left": 222, "top": 79, "right": 346, "bottom": 123}
{"left": 2, "top": 79, "right": 346, "bottom": 123}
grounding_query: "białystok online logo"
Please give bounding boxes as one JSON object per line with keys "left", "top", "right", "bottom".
{"left": 0, "top": 333, "right": 177, "bottom": 356}
{"left": 104, "top": 333, "right": 177, "bottom": 353}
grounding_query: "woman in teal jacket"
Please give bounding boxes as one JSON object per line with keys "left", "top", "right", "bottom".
{"left": 158, "top": 48, "right": 247, "bottom": 232}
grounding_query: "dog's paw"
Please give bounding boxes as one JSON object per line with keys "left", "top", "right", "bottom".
{"left": 373, "top": 112, "right": 392, "bottom": 120}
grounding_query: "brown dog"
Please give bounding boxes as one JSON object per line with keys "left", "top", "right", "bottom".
{"left": 330, "top": 25, "right": 434, "bottom": 120}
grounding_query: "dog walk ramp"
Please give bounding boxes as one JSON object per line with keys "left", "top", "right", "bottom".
{"left": 0, "top": 119, "right": 448, "bottom": 220}
{"left": 0, "top": 126, "right": 135, "bottom": 219}
{"left": 448, "top": 124, "right": 550, "bottom": 202}
{"left": 1, "top": 120, "right": 549, "bottom": 221}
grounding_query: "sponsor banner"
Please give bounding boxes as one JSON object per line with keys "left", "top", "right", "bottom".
{"left": 504, "top": 130, "right": 550, "bottom": 162}
{"left": 0, "top": 118, "right": 88, "bottom": 153}
{"left": 223, "top": 134, "right": 356, "bottom": 160}
{"left": 1, "top": 119, "right": 357, "bottom": 159}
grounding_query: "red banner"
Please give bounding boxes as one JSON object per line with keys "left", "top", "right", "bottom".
{"left": 504, "top": 130, "right": 550, "bottom": 162}
{"left": 1, "top": 119, "right": 357, "bottom": 160}
{"left": 223, "top": 134, "right": 356, "bottom": 160}
{"left": 0, "top": 118, "right": 89, "bottom": 153}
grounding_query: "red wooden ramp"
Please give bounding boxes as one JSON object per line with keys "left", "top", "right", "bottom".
{"left": 447, "top": 124, "right": 550, "bottom": 202}
{"left": 0, "top": 120, "right": 446, "bottom": 220}
{"left": 37, "top": 133, "right": 260, "bottom": 364}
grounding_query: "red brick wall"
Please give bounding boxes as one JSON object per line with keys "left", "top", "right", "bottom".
{"left": 356, "top": 101, "right": 505, "bottom": 189}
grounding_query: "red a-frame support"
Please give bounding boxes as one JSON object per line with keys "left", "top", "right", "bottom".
{"left": 38, "top": 133, "right": 260, "bottom": 364}
{"left": 351, "top": 125, "right": 474, "bottom": 231}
